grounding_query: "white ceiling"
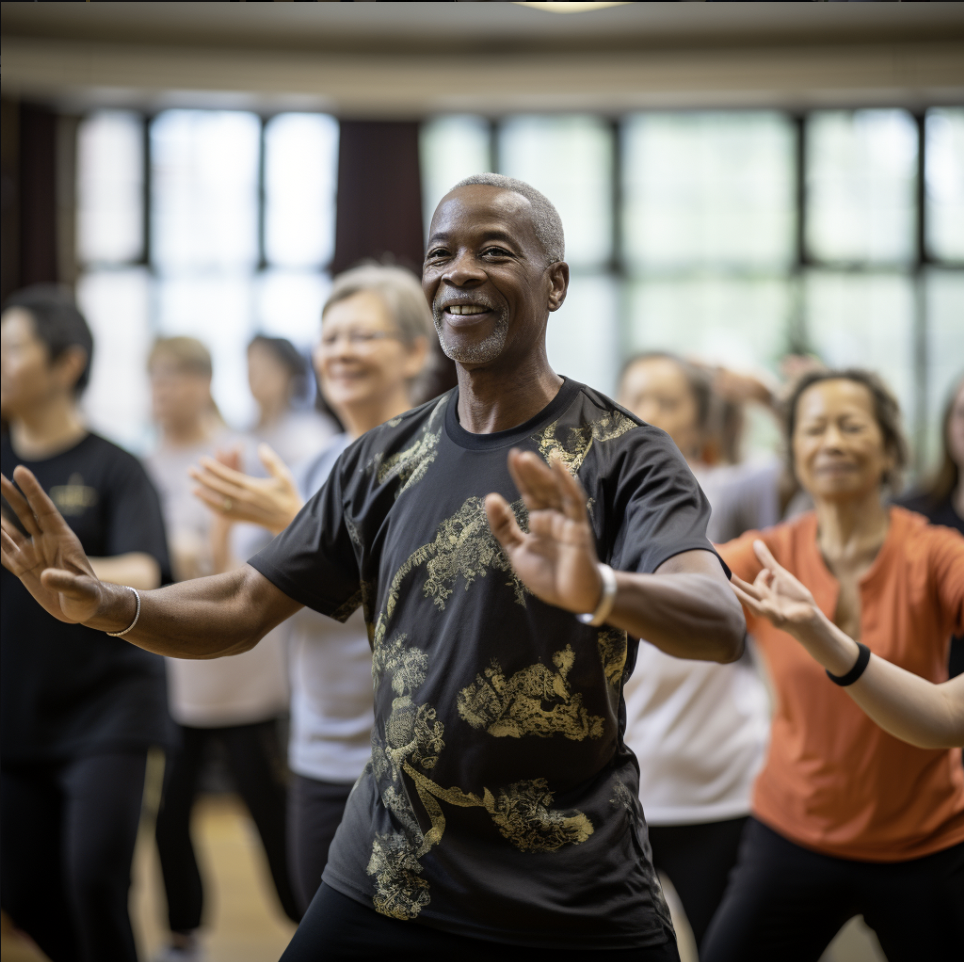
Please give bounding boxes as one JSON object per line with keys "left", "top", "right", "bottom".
{"left": 3, "top": 2, "right": 962, "bottom": 116}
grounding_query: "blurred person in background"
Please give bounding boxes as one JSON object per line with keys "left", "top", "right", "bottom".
{"left": 189, "top": 264, "right": 432, "bottom": 913}
{"left": 702, "top": 369, "right": 964, "bottom": 962}
{"left": 896, "top": 373, "right": 964, "bottom": 680}
{"left": 616, "top": 352, "right": 772, "bottom": 950}
{"left": 246, "top": 333, "right": 337, "bottom": 466}
{"left": 144, "top": 337, "right": 299, "bottom": 962}
{"left": 0, "top": 286, "right": 172, "bottom": 962}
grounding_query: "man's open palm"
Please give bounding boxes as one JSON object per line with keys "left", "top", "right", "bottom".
{"left": 1, "top": 467, "right": 104, "bottom": 624}
{"left": 486, "top": 449, "right": 602, "bottom": 615}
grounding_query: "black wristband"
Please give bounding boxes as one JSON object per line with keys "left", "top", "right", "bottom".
{"left": 826, "top": 642, "right": 871, "bottom": 687}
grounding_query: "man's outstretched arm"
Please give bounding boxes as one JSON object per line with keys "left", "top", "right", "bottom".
{"left": 486, "top": 449, "right": 745, "bottom": 664}
{"left": 2, "top": 466, "right": 301, "bottom": 659}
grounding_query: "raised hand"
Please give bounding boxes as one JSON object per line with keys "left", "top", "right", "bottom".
{"left": 189, "top": 443, "right": 304, "bottom": 535}
{"left": 1, "top": 467, "right": 105, "bottom": 624}
{"left": 485, "top": 449, "right": 602, "bottom": 615}
{"left": 730, "top": 539, "right": 820, "bottom": 634}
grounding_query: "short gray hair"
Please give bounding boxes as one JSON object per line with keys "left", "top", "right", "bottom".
{"left": 322, "top": 263, "right": 436, "bottom": 393}
{"left": 323, "top": 263, "right": 434, "bottom": 348}
{"left": 449, "top": 173, "right": 565, "bottom": 265}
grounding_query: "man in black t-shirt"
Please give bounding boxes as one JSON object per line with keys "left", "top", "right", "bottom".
{"left": 2, "top": 176, "right": 745, "bottom": 960}
{"left": 1, "top": 286, "right": 172, "bottom": 962}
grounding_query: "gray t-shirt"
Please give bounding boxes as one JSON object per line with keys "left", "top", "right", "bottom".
{"left": 250, "top": 379, "right": 719, "bottom": 949}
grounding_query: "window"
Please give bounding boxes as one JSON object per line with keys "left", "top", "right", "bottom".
{"left": 75, "top": 109, "right": 339, "bottom": 451}
{"left": 421, "top": 108, "right": 962, "bottom": 476}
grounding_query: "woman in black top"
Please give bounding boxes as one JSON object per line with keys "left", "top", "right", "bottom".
{"left": 0, "top": 286, "right": 173, "bottom": 962}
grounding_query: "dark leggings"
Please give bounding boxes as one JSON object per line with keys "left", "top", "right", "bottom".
{"left": 280, "top": 882, "right": 681, "bottom": 961}
{"left": 287, "top": 772, "right": 355, "bottom": 914}
{"left": 647, "top": 815, "right": 747, "bottom": 950}
{"left": 0, "top": 752, "right": 147, "bottom": 962}
{"left": 701, "top": 817, "right": 964, "bottom": 962}
{"left": 155, "top": 719, "right": 301, "bottom": 931}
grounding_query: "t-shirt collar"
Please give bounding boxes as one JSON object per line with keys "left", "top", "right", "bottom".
{"left": 444, "top": 377, "right": 581, "bottom": 451}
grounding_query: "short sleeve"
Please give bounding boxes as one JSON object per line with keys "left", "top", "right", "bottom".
{"left": 606, "top": 429, "right": 726, "bottom": 577}
{"left": 103, "top": 452, "right": 172, "bottom": 583}
{"left": 247, "top": 456, "right": 361, "bottom": 620}
{"left": 717, "top": 529, "right": 767, "bottom": 584}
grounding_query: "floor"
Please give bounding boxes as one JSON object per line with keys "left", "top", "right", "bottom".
{"left": 1, "top": 794, "right": 297, "bottom": 962}
{"left": 0, "top": 796, "right": 889, "bottom": 962}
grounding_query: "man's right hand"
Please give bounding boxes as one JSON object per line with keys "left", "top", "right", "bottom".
{"left": 1, "top": 466, "right": 106, "bottom": 625}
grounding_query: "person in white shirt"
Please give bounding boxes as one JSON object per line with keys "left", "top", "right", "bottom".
{"left": 617, "top": 352, "right": 773, "bottom": 950}
{"left": 144, "top": 337, "right": 299, "bottom": 962}
{"left": 189, "top": 265, "right": 434, "bottom": 913}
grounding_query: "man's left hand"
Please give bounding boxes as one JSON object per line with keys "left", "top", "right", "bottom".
{"left": 486, "top": 449, "right": 602, "bottom": 614}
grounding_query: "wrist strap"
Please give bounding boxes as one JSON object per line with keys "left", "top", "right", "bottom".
{"left": 577, "top": 563, "right": 618, "bottom": 628}
{"left": 105, "top": 586, "right": 141, "bottom": 638}
{"left": 826, "top": 642, "right": 871, "bottom": 687}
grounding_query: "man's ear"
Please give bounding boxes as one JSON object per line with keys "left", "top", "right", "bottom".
{"left": 547, "top": 261, "right": 569, "bottom": 313}
{"left": 53, "top": 346, "right": 88, "bottom": 394}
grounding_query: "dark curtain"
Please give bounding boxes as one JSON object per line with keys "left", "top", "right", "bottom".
{"left": 332, "top": 119, "right": 456, "bottom": 402}
{"left": 17, "top": 103, "right": 59, "bottom": 291}
{"left": 1, "top": 100, "right": 60, "bottom": 305}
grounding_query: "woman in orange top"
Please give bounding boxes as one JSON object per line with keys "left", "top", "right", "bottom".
{"left": 701, "top": 369, "right": 964, "bottom": 962}
{"left": 732, "top": 538, "right": 964, "bottom": 750}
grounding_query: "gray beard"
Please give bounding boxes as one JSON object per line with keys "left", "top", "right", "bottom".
{"left": 433, "top": 304, "right": 509, "bottom": 365}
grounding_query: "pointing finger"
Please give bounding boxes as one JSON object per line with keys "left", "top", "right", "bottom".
{"left": 752, "top": 539, "right": 784, "bottom": 576}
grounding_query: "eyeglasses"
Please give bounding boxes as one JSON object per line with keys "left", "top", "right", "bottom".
{"left": 318, "top": 330, "right": 403, "bottom": 349}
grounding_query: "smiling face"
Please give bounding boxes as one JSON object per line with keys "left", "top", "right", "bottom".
{"left": 792, "top": 378, "right": 895, "bottom": 503}
{"left": 313, "top": 290, "right": 423, "bottom": 419}
{"left": 422, "top": 185, "right": 568, "bottom": 370}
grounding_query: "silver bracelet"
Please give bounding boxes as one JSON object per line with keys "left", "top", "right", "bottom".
{"left": 105, "top": 586, "right": 141, "bottom": 637}
{"left": 577, "top": 563, "right": 618, "bottom": 627}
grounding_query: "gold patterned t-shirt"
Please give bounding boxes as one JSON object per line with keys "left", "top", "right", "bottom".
{"left": 249, "top": 378, "right": 720, "bottom": 950}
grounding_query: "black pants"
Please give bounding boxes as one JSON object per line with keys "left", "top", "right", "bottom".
{"left": 648, "top": 815, "right": 747, "bottom": 950}
{"left": 154, "top": 719, "right": 301, "bottom": 931}
{"left": 701, "top": 817, "right": 964, "bottom": 962}
{"left": 280, "top": 882, "right": 681, "bottom": 961}
{"left": 287, "top": 772, "right": 355, "bottom": 914}
{"left": 0, "top": 751, "right": 147, "bottom": 962}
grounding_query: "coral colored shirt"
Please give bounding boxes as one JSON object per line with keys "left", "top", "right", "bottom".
{"left": 719, "top": 507, "right": 964, "bottom": 862}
